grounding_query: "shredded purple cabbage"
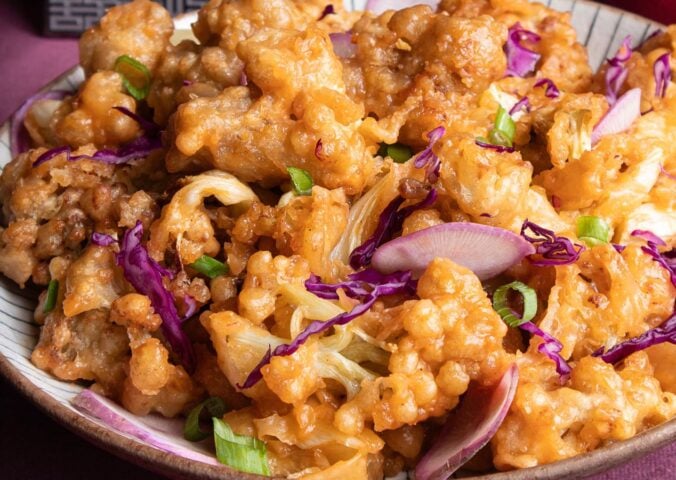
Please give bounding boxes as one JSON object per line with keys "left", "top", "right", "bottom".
{"left": 505, "top": 23, "right": 541, "bottom": 78}
{"left": 593, "top": 314, "right": 676, "bottom": 364}
{"left": 91, "top": 232, "right": 117, "bottom": 246}
{"left": 183, "top": 294, "right": 198, "bottom": 320}
{"left": 605, "top": 36, "right": 633, "bottom": 105}
{"left": 612, "top": 243, "right": 626, "bottom": 254}
{"left": 413, "top": 126, "right": 445, "bottom": 183}
{"left": 349, "top": 188, "right": 437, "bottom": 269}
{"left": 33, "top": 106, "right": 162, "bottom": 167}
{"left": 631, "top": 230, "right": 676, "bottom": 287}
{"left": 534, "top": 78, "right": 560, "bottom": 98}
{"left": 319, "top": 4, "right": 335, "bottom": 20}
{"left": 520, "top": 220, "right": 585, "bottom": 266}
{"left": 238, "top": 269, "right": 417, "bottom": 389}
{"left": 116, "top": 222, "right": 195, "bottom": 371}
{"left": 11, "top": 90, "right": 71, "bottom": 157}
{"left": 475, "top": 139, "right": 515, "bottom": 153}
{"left": 520, "top": 321, "right": 571, "bottom": 380}
{"left": 509, "top": 97, "right": 531, "bottom": 116}
{"left": 653, "top": 53, "right": 671, "bottom": 98}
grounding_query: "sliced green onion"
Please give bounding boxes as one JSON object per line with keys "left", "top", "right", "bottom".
{"left": 114, "top": 55, "right": 151, "bottom": 101}
{"left": 576, "top": 215, "right": 610, "bottom": 247}
{"left": 43, "top": 280, "right": 59, "bottom": 313}
{"left": 213, "top": 418, "right": 270, "bottom": 475}
{"left": 287, "top": 167, "right": 313, "bottom": 196}
{"left": 492, "top": 281, "right": 537, "bottom": 328}
{"left": 184, "top": 397, "right": 228, "bottom": 442}
{"left": 488, "top": 129, "right": 513, "bottom": 148}
{"left": 377, "top": 143, "right": 413, "bottom": 163}
{"left": 494, "top": 106, "right": 516, "bottom": 143}
{"left": 190, "top": 255, "right": 229, "bottom": 279}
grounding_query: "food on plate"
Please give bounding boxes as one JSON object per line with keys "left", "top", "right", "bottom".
{"left": 1, "top": 0, "right": 675, "bottom": 478}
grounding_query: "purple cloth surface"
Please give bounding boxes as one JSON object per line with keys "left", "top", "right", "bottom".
{"left": 0, "top": 1, "right": 674, "bottom": 480}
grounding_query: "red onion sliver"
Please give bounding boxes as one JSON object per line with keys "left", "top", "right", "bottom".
{"left": 10, "top": 90, "right": 70, "bottom": 157}
{"left": 653, "top": 52, "right": 671, "bottom": 98}
{"left": 509, "top": 97, "right": 530, "bottom": 116}
{"left": 415, "top": 364, "right": 519, "bottom": 480}
{"left": 591, "top": 88, "right": 641, "bottom": 145}
{"left": 329, "top": 32, "right": 357, "bottom": 58}
{"left": 605, "top": 36, "right": 632, "bottom": 105}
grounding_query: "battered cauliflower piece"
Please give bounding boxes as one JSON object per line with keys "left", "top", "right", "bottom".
{"left": 55, "top": 71, "right": 140, "bottom": 148}
{"left": 148, "top": 170, "right": 258, "bottom": 264}
{"left": 170, "top": 27, "right": 376, "bottom": 194}
{"left": 335, "top": 258, "right": 511, "bottom": 434}
{"left": 536, "top": 244, "right": 676, "bottom": 361}
{"left": 493, "top": 352, "right": 676, "bottom": 469}
{"left": 79, "top": 0, "right": 173, "bottom": 76}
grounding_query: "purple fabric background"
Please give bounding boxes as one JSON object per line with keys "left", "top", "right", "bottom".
{"left": 0, "top": 1, "right": 674, "bottom": 479}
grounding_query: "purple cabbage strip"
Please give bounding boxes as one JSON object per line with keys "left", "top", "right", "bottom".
{"left": 116, "top": 222, "right": 194, "bottom": 371}
{"left": 612, "top": 243, "right": 626, "bottom": 254}
{"left": 593, "top": 314, "right": 676, "bottom": 364}
{"left": 653, "top": 53, "right": 671, "bottom": 98}
{"left": 505, "top": 23, "right": 541, "bottom": 78}
{"left": 534, "top": 78, "right": 560, "bottom": 98}
{"left": 11, "top": 90, "right": 71, "bottom": 157}
{"left": 605, "top": 35, "right": 633, "bottom": 105}
{"left": 520, "top": 220, "right": 585, "bottom": 266}
{"left": 631, "top": 230, "right": 675, "bottom": 287}
{"left": 319, "top": 4, "right": 335, "bottom": 20}
{"left": 238, "top": 269, "right": 417, "bottom": 389}
{"left": 413, "top": 126, "right": 445, "bottom": 183}
{"left": 475, "top": 139, "right": 515, "bottom": 153}
{"left": 509, "top": 97, "right": 531, "bottom": 116}
{"left": 91, "top": 232, "right": 117, "bottom": 246}
{"left": 33, "top": 106, "right": 162, "bottom": 167}
{"left": 520, "top": 321, "right": 571, "bottom": 381}
{"left": 349, "top": 188, "right": 437, "bottom": 269}
{"left": 661, "top": 165, "right": 676, "bottom": 180}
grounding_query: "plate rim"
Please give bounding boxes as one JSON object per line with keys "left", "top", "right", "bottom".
{"left": 0, "top": 2, "right": 674, "bottom": 480}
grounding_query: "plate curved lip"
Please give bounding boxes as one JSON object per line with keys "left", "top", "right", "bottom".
{"left": 0, "top": 2, "right": 673, "bottom": 480}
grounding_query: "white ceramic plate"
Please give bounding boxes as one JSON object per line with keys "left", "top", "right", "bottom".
{"left": 0, "top": 1, "right": 672, "bottom": 479}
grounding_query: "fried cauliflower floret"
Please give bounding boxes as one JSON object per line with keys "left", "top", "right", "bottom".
{"left": 335, "top": 258, "right": 510, "bottom": 433}
{"left": 0, "top": 219, "right": 38, "bottom": 287}
{"left": 536, "top": 244, "right": 676, "bottom": 361}
{"left": 148, "top": 170, "right": 258, "bottom": 263}
{"left": 55, "top": 71, "right": 140, "bottom": 148}
{"left": 238, "top": 252, "right": 311, "bottom": 325}
{"left": 62, "top": 244, "right": 127, "bottom": 317}
{"left": 170, "top": 27, "right": 376, "bottom": 194}
{"left": 275, "top": 186, "right": 349, "bottom": 280}
{"left": 439, "top": 137, "right": 533, "bottom": 228}
{"left": 79, "top": 0, "right": 173, "bottom": 76}
{"left": 109, "top": 293, "right": 162, "bottom": 331}
{"left": 32, "top": 310, "right": 129, "bottom": 396}
{"left": 493, "top": 352, "right": 676, "bottom": 469}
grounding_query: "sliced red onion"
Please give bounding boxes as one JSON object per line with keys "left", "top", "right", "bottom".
{"left": 349, "top": 188, "right": 437, "bottom": 269}
{"left": 534, "top": 78, "right": 560, "bottom": 98}
{"left": 605, "top": 36, "right": 633, "bottom": 105}
{"left": 319, "top": 4, "right": 335, "bottom": 20}
{"left": 365, "top": 0, "right": 439, "bottom": 15}
{"left": 591, "top": 88, "right": 641, "bottom": 146}
{"left": 509, "top": 97, "right": 530, "bottom": 116}
{"left": 475, "top": 139, "right": 515, "bottom": 153}
{"left": 371, "top": 222, "right": 535, "bottom": 280}
{"left": 631, "top": 230, "right": 676, "bottom": 287}
{"left": 413, "top": 126, "right": 445, "bottom": 183}
{"left": 91, "top": 232, "right": 117, "bottom": 246}
{"left": 593, "top": 313, "right": 676, "bottom": 364}
{"left": 72, "top": 389, "right": 221, "bottom": 466}
{"left": 415, "top": 364, "right": 519, "bottom": 480}
{"left": 521, "top": 220, "right": 584, "bottom": 266}
{"left": 10, "top": 90, "right": 71, "bottom": 157}
{"left": 117, "top": 221, "right": 195, "bottom": 371}
{"left": 520, "top": 321, "right": 571, "bottom": 380}
{"left": 653, "top": 53, "right": 671, "bottom": 98}
{"left": 505, "top": 23, "right": 541, "bottom": 78}
{"left": 329, "top": 32, "right": 357, "bottom": 59}
{"left": 239, "top": 269, "right": 417, "bottom": 389}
